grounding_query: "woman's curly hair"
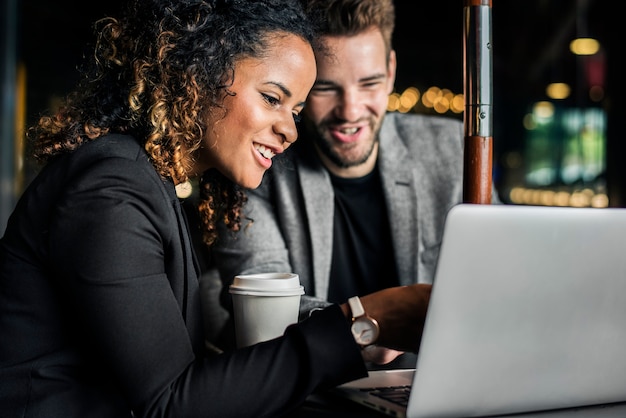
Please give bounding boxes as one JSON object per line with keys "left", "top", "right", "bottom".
{"left": 27, "top": 0, "right": 317, "bottom": 246}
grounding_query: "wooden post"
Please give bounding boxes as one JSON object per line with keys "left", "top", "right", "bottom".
{"left": 463, "top": 0, "right": 493, "bottom": 204}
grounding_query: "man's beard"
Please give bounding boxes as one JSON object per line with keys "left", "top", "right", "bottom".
{"left": 305, "top": 118, "right": 381, "bottom": 169}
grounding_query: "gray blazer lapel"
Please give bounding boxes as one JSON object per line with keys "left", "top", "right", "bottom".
{"left": 378, "top": 118, "right": 419, "bottom": 285}
{"left": 298, "top": 161, "right": 334, "bottom": 298}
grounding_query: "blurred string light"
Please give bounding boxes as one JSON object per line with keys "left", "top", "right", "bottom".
{"left": 570, "top": 37, "right": 600, "bottom": 55}
{"left": 532, "top": 101, "right": 555, "bottom": 120}
{"left": 546, "top": 83, "right": 570, "bottom": 100}
{"left": 388, "top": 86, "right": 464, "bottom": 114}
{"left": 508, "top": 187, "right": 608, "bottom": 208}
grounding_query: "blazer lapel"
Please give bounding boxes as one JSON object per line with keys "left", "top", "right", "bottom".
{"left": 298, "top": 152, "right": 335, "bottom": 299}
{"left": 378, "top": 119, "right": 420, "bottom": 285}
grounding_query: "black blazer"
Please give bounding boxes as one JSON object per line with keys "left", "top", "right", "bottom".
{"left": 0, "top": 134, "right": 365, "bottom": 417}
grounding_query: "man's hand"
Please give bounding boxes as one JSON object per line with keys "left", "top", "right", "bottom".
{"left": 341, "top": 284, "right": 431, "bottom": 353}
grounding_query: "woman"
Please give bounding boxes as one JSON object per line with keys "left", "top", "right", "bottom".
{"left": 0, "top": 0, "right": 430, "bottom": 416}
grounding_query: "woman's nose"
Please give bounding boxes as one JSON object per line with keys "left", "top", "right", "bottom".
{"left": 275, "top": 114, "right": 298, "bottom": 146}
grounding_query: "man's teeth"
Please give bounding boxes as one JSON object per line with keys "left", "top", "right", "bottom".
{"left": 340, "top": 127, "right": 358, "bottom": 135}
{"left": 255, "top": 144, "right": 275, "bottom": 159}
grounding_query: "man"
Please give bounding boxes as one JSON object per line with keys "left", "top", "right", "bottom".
{"left": 209, "top": 0, "right": 495, "bottom": 353}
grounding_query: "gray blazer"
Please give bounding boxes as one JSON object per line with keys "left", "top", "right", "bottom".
{"left": 213, "top": 112, "right": 487, "bottom": 316}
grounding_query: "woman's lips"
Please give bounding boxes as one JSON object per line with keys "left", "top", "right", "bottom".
{"left": 254, "top": 143, "right": 276, "bottom": 159}
{"left": 253, "top": 142, "right": 276, "bottom": 170}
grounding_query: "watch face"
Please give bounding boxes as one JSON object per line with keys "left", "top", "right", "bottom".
{"left": 351, "top": 318, "right": 379, "bottom": 345}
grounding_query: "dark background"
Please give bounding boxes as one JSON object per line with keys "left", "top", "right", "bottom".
{"left": 15, "top": 0, "right": 624, "bottom": 205}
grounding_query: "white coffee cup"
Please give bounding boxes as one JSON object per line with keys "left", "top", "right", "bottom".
{"left": 229, "top": 272, "right": 304, "bottom": 348}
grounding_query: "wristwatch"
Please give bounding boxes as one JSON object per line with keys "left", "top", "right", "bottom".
{"left": 348, "top": 296, "right": 380, "bottom": 347}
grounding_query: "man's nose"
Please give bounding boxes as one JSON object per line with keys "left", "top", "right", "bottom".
{"left": 334, "top": 89, "right": 362, "bottom": 122}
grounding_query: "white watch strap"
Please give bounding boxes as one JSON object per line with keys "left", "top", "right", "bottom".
{"left": 348, "top": 296, "right": 365, "bottom": 318}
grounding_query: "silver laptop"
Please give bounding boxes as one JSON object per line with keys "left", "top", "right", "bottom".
{"left": 332, "top": 204, "right": 626, "bottom": 418}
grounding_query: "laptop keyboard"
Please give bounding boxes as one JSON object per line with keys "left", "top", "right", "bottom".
{"left": 365, "top": 385, "right": 412, "bottom": 407}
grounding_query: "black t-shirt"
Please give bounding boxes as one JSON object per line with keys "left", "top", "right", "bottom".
{"left": 327, "top": 168, "right": 400, "bottom": 304}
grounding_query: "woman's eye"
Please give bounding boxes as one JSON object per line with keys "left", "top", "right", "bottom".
{"left": 262, "top": 94, "right": 280, "bottom": 106}
{"left": 293, "top": 113, "right": 302, "bottom": 123}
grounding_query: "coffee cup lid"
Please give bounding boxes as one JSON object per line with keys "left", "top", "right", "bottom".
{"left": 229, "top": 273, "right": 305, "bottom": 296}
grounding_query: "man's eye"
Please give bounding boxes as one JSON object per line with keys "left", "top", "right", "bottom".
{"left": 310, "top": 86, "right": 336, "bottom": 93}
